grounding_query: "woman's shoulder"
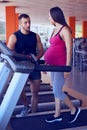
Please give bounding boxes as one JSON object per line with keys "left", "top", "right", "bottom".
{"left": 61, "top": 26, "right": 71, "bottom": 35}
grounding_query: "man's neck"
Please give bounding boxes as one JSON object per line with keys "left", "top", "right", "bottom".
{"left": 20, "top": 29, "right": 30, "bottom": 34}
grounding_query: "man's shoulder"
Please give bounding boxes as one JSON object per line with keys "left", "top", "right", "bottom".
{"left": 14, "top": 30, "right": 21, "bottom": 35}
{"left": 30, "top": 31, "right": 36, "bottom": 35}
{"left": 13, "top": 30, "right": 23, "bottom": 39}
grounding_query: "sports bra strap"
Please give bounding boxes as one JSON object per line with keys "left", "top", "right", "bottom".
{"left": 51, "top": 25, "right": 65, "bottom": 38}
{"left": 58, "top": 25, "right": 64, "bottom": 34}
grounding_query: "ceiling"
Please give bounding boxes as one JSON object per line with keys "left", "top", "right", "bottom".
{"left": 0, "top": 0, "right": 87, "bottom": 26}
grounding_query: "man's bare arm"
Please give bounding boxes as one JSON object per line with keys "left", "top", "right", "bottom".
{"left": 36, "top": 34, "right": 44, "bottom": 60}
{"left": 7, "top": 34, "right": 17, "bottom": 50}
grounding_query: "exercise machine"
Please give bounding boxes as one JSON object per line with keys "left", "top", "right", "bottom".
{"left": 0, "top": 41, "right": 13, "bottom": 101}
{"left": 0, "top": 41, "right": 71, "bottom": 130}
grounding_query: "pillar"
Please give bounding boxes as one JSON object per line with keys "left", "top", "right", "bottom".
{"left": 82, "top": 21, "right": 87, "bottom": 38}
{"left": 68, "top": 16, "right": 76, "bottom": 38}
{"left": 5, "top": 6, "right": 18, "bottom": 43}
{"left": 15, "top": 13, "right": 19, "bottom": 31}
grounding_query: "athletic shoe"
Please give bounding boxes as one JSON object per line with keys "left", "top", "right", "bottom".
{"left": 20, "top": 105, "right": 31, "bottom": 116}
{"left": 45, "top": 115, "right": 62, "bottom": 123}
{"left": 68, "top": 107, "right": 81, "bottom": 123}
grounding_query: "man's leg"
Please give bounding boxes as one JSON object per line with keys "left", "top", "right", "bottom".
{"left": 20, "top": 88, "right": 31, "bottom": 116}
{"left": 30, "top": 79, "right": 40, "bottom": 113}
{"left": 20, "top": 89, "right": 29, "bottom": 106}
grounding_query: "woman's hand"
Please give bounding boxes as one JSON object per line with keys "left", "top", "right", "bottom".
{"left": 42, "top": 62, "right": 48, "bottom": 74}
{"left": 43, "top": 71, "right": 47, "bottom": 74}
{"left": 64, "top": 72, "right": 70, "bottom": 79}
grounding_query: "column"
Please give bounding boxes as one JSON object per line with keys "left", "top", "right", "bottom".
{"left": 15, "top": 13, "right": 19, "bottom": 31}
{"left": 68, "top": 16, "right": 76, "bottom": 38}
{"left": 5, "top": 6, "right": 18, "bottom": 43}
{"left": 82, "top": 21, "right": 87, "bottom": 38}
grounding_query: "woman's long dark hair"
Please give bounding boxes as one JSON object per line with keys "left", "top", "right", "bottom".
{"left": 50, "top": 6, "right": 72, "bottom": 32}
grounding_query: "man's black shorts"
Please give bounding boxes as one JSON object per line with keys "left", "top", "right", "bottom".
{"left": 29, "top": 70, "right": 41, "bottom": 80}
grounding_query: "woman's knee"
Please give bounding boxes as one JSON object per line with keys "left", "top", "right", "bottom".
{"left": 53, "top": 89, "right": 66, "bottom": 100}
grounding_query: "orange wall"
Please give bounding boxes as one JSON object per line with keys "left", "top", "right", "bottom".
{"left": 82, "top": 21, "right": 87, "bottom": 38}
{"left": 68, "top": 16, "right": 76, "bottom": 38}
{"left": 5, "top": 6, "right": 18, "bottom": 43}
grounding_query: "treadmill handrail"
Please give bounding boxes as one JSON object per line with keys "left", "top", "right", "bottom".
{"left": 0, "top": 40, "right": 14, "bottom": 56}
{"left": 1, "top": 54, "right": 34, "bottom": 73}
{"left": 1, "top": 53, "right": 72, "bottom": 73}
{"left": 0, "top": 40, "right": 32, "bottom": 61}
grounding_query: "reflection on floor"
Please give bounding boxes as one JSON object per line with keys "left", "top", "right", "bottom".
{"left": 63, "top": 67, "right": 87, "bottom": 107}
{"left": 68, "top": 67, "right": 87, "bottom": 96}
{"left": 61, "top": 125, "right": 87, "bottom": 130}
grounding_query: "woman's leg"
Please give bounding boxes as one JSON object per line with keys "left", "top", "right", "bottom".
{"left": 51, "top": 72, "right": 66, "bottom": 117}
{"left": 54, "top": 97, "right": 61, "bottom": 117}
{"left": 63, "top": 86, "right": 87, "bottom": 107}
{"left": 52, "top": 72, "right": 76, "bottom": 115}
{"left": 64, "top": 95, "right": 76, "bottom": 114}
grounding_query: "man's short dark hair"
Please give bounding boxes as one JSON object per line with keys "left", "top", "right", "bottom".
{"left": 18, "top": 14, "right": 30, "bottom": 20}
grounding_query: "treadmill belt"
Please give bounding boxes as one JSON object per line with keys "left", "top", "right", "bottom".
{"left": 11, "top": 109, "right": 87, "bottom": 130}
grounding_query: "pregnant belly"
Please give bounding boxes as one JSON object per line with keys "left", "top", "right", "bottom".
{"left": 44, "top": 46, "right": 66, "bottom": 66}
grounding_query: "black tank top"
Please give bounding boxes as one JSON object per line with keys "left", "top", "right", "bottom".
{"left": 14, "top": 30, "right": 37, "bottom": 55}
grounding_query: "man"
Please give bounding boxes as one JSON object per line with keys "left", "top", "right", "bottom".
{"left": 7, "top": 14, "right": 44, "bottom": 116}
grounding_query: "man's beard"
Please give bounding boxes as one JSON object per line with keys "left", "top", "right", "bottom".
{"left": 25, "top": 29, "right": 30, "bottom": 33}
{"left": 23, "top": 27, "right": 30, "bottom": 33}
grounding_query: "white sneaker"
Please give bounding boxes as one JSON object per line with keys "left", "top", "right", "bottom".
{"left": 20, "top": 105, "right": 31, "bottom": 116}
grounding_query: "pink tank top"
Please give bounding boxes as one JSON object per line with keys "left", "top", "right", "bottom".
{"left": 44, "top": 26, "right": 66, "bottom": 66}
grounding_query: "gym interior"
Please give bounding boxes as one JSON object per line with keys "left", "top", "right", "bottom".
{"left": 0, "top": 0, "right": 87, "bottom": 130}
